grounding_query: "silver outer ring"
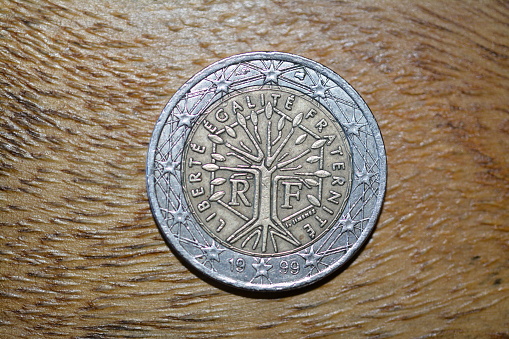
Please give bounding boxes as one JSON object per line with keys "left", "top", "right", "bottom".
{"left": 147, "top": 52, "right": 386, "bottom": 292}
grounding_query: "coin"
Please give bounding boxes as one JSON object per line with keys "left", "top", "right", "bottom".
{"left": 147, "top": 52, "right": 386, "bottom": 292}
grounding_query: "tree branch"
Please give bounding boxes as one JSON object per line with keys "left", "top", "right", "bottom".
{"left": 218, "top": 166, "right": 258, "bottom": 175}
{"left": 276, "top": 149, "right": 311, "bottom": 169}
{"left": 226, "top": 152, "right": 252, "bottom": 165}
{"left": 224, "top": 142, "right": 262, "bottom": 163}
{"left": 236, "top": 112, "right": 264, "bottom": 160}
{"left": 266, "top": 127, "right": 295, "bottom": 168}
{"left": 271, "top": 130, "right": 282, "bottom": 146}
{"left": 266, "top": 120, "right": 272, "bottom": 158}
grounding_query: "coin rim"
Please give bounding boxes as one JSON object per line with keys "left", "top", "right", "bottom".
{"left": 146, "top": 51, "right": 387, "bottom": 292}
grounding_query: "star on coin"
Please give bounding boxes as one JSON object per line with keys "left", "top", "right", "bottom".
{"left": 251, "top": 259, "right": 272, "bottom": 282}
{"left": 356, "top": 166, "right": 376, "bottom": 186}
{"left": 311, "top": 80, "right": 332, "bottom": 99}
{"left": 160, "top": 157, "right": 179, "bottom": 177}
{"left": 343, "top": 119, "right": 365, "bottom": 136}
{"left": 212, "top": 73, "right": 232, "bottom": 94}
{"left": 168, "top": 203, "right": 189, "bottom": 227}
{"left": 261, "top": 62, "right": 281, "bottom": 84}
{"left": 299, "top": 246, "right": 324, "bottom": 273}
{"left": 197, "top": 242, "right": 224, "bottom": 268}
{"left": 339, "top": 213, "right": 360, "bottom": 234}
{"left": 175, "top": 110, "right": 195, "bottom": 129}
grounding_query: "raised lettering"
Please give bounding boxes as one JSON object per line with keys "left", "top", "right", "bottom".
{"left": 229, "top": 257, "right": 245, "bottom": 272}
{"left": 281, "top": 181, "right": 303, "bottom": 209}
{"left": 203, "top": 119, "right": 217, "bottom": 133}
{"left": 215, "top": 108, "right": 229, "bottom": 122}
{"left": 190, "top": 143, "right": 206, "bottom": 154}
{"left": 191, "top": 186, "right": 205, "bottom": 197}
{"left": 327, "top": 190, "right": 342, "bottom": 204}
{"left": 260, "top": 93, "right": 265, "bottom": 106}
{"left": 216, "top": 218, "right": 226, "bottom": 232}
{"left": 322, "top": 205, "right": 334, "bottom": 215}
{"left": 285, "top": 95, "right": 295, "bottom": 110}
{"left": 188, "top": 157, "right": 201, "bottom": 168}
{"left": 305, "top": 108, "right": 317, "bottom": 119}
{"left": 332, "top": 162, "right": 345, "bottom": 171}
{"left": 315, "top": 118, "right": 328, "bottom": 133}
{"left": 232, "top": 100, "right": 243, "bottom": 113}
{"left": 189, "top": 172, "right": 202, "bottom": 183}
{"left": 324, "top": 135, "right": 336, "bottom": 145}
{"left": 245, "top": 95, "right": 255, "bottom": 108}
{"left": 271, "top": 93, "right": 280, "bottom": 106}
{"left": 303, "top": 223, "right": 316, "bottom": 239}
{"left": 229, "top": 178, "right": 251, "bottom": 206}
{"left": 331, "top": 176, "right": 346, "bottom": 186}
{"left": 280, "top": 260, "right": 300, "bottom": 274}
{"left": 197, "top": 200, "right": 210, "bottom": 212}
{"left": 315, "top": 215, "right": 327, "bottom": 228}
{"left": 331, "top": 145, "right": 343, "bottom": 156}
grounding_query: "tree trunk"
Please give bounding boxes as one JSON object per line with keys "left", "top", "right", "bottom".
{"left": 258, "top": 166, "right": 275, "bottom": 252}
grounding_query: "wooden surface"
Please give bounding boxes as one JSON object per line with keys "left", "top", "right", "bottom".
{"left": 1, "top": 0, "right": 508, "bottom": 337}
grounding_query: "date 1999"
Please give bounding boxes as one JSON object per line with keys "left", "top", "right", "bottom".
{"left": 228, "top": 258, "right": 300, "bottom": 275}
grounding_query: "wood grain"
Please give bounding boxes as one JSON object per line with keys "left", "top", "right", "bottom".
{"left": 1, "top": 0, "right": 508, "bottom": 337}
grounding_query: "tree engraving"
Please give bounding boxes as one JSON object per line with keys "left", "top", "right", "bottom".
{"left": 183, "top": 88, "right": 352, "bottom": 256}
